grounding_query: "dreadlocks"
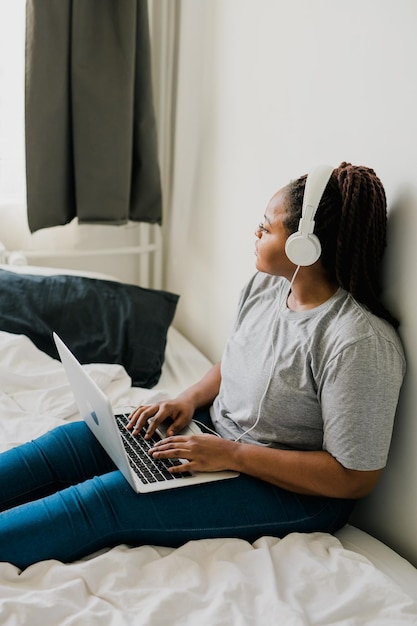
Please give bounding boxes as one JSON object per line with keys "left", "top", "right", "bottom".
{"left": 285, "top": 162, "right": 399, "bottom": 328}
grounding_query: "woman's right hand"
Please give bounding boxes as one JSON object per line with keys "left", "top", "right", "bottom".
{"left": 126, "top": 396, "right": 196, "bottom": 440}
{"left": 128, "top": 362, "right": 222, "bottom": 440}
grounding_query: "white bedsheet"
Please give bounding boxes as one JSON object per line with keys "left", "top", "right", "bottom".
{"left": 1, "top": 330, "right": 417, "bottom": 625}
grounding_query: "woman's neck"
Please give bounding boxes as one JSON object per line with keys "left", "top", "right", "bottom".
{"left": 286, "top": 275, "right": 339, "bottom": 312}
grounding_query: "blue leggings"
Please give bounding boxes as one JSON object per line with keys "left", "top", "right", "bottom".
{"left": 0, "top": 415, "right": 355, "bottom": 570}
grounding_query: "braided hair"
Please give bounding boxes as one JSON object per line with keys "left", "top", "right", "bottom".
{"left": 285, "top": 162, "right": 399, "bottom": 328}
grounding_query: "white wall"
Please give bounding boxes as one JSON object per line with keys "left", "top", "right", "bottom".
{"left": 166, "top": 0, "right": 417, "bottom": 565}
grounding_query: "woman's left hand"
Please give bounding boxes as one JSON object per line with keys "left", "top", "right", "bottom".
{"left": 149, "top": 434, "right": 236, "bottom": 474}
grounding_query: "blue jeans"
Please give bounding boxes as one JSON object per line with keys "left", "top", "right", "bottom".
{"left": 0, "top": 413, "right": 355, "bottom": 570}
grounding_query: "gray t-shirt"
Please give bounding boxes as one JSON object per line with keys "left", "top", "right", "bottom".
{"left": 211, "top": 272, "right": 405, "bottom": 471}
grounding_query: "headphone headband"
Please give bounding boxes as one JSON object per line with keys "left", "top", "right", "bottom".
{"left": 285, "top": 164, "right": 334, "bottom": 266}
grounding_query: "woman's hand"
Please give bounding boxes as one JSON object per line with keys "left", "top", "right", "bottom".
{"left": 127, "top": 362, "right": 223, "bottom": 440}
{"left": 127, "top": 397, "right": 196, "bottom": 439}
{"left": 149, "top": 434, "right": 236, "bottom": 474}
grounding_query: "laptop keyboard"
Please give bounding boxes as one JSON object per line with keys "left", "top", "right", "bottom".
{"left": 115, "top": 413, "right": 192, "bottom": 484}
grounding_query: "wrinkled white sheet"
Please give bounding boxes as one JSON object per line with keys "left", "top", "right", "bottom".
{"left": 1, "top": 330, "right": 417, "bottom": 625}
{"left": 0, "top": 331, "right": 164, "bottom": 451}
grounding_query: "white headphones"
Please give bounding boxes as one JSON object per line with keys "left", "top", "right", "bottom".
{"left": 284, "top": 164, "right": 334, "bottom": 266}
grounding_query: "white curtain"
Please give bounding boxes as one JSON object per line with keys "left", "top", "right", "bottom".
{"left": 0, "top": 0, "right": 27, "bottom": 254}
{"left": 147, "top": 0, "right": 215, "bottom": 287}
{"left": 148, "top": 0, "right": 180, "bottom": 223}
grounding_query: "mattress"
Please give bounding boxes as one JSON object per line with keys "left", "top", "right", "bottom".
{"left": 0, "top": 266, "right": 416, "bottom": 624}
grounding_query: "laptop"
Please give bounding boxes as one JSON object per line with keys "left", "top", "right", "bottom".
{"left": 53, "top": 332, "right": 239, "bottom": 493}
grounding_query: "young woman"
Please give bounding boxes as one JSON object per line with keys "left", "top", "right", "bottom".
{"left": 0, "top": 162, "right": 405, "bottom": 570}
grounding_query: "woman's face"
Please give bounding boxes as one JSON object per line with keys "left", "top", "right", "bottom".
{"left": 254, "top": 186, "right": 295, "bottom": 278}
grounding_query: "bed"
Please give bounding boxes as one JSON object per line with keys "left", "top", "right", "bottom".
{"left": 0, "top": 264, "right": 417, "bottom": 625}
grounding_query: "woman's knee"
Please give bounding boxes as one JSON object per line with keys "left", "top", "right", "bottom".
{"left": 33, "top": 421, "right": 115, "bottom": 483}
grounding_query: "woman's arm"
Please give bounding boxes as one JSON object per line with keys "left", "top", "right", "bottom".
{"left": 229, "top": 444, "right": 381, "bottom": 499}
{"left": 150, "top": 434, "right": 382, "bottom": 499}
{"left": 177, "top": 361, "right": 222, "bottom": 410}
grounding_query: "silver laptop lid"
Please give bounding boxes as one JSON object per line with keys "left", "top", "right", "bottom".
{"left": 53, "top": 332, "right": 139, "bottom": 490}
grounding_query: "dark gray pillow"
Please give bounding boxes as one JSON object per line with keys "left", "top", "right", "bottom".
{"left": 0, "top": 269, "right": 179, "bottom": 387}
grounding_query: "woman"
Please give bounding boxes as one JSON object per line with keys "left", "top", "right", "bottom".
{"left": 0, "top": 162, "right": 405, "bottom": 570}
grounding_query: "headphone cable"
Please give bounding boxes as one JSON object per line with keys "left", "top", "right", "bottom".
{"left": 234, "top": 265, "right": 301, "bottom": 443}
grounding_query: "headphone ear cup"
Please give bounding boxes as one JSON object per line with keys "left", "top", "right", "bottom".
{"left": 285, "top": 232, "right": 322, "bottom": 266}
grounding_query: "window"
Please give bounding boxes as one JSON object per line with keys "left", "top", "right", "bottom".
{"left": 0, "top": 0, "right": 26, "bottom": 206}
